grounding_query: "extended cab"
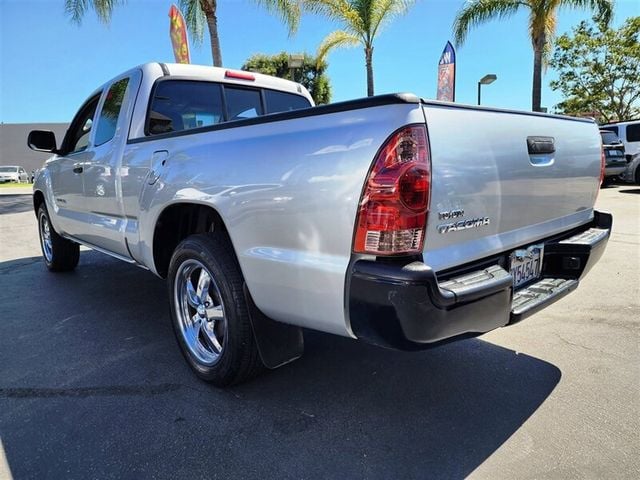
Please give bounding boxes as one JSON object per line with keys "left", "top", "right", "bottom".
{"left": 29, "top": 63, "right": 611, "bottom": 385}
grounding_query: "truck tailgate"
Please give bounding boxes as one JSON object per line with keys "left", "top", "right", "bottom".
{"left": 421, "top": 103, "right": 602, "bottom": 272}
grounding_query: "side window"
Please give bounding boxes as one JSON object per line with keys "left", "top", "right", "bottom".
{"left": 95, "top": 78, "right": 130, "bottom": 146}
{"left": 148, "top": 81, "right": 224, "bottom": 135}
{"left": 225, "top": 87, "right": 263, "bottom": 120}
{"left": 64, "top": 95, "right": 101, "bottom": 155}
{"left": 626, "top": 124, "right": 640, "bottom": 142}
{"left": 264, "top": 90, "right": 311, "bottom": 114}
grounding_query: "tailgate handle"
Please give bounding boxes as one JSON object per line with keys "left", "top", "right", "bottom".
{"left": 527, "top": 136, "right": 555, "bottom": 155}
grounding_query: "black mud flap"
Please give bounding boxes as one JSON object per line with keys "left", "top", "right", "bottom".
{"left": 243, "top": 284, "right": 304, "bottom": 369}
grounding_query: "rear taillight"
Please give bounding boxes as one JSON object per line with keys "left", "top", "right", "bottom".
{"left": 353, "top": 125, "right": 431, "bottom": 255}
{"left": 599, "top": 146, "right": 606, "bottom": 186}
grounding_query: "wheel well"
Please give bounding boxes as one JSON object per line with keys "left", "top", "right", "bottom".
{"left": 33, "top": 190, "right": 45, "bottom": 215}
{"left": 153, "top": 203, "right": 228, "bottom": 278}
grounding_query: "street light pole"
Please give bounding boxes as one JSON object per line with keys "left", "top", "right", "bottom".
{"left": 288, "top": 54, "right": 304, "bottom": 82}
{"left": 477, "top": 74, "right": 497, "bottom": 105}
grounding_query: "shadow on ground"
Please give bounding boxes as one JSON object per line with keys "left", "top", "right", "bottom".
{"left": 0, "top": 252, "right": 561, "bottom": 479}
{"left": 618, "top": 188, "right": 640, "bottom": 195}
{"left": 0, "top": 194, "right": 32, "bottom": 215}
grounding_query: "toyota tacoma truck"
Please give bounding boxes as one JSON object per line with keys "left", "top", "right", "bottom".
{"left": 29, "top": 63, "right": 611, "bottom": 386}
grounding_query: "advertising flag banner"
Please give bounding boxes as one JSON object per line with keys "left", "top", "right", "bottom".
{"left": 436, "top": 41, "right": 456, "bottom": 102}
{"left": 169, "top": 4, "right": 190, "bottom": 64}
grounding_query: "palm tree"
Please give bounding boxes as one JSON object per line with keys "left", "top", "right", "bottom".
{"left": 306, "top": 0, "right": 414, "bottom": 97}
{"left": 65, "top": 0, "right": 301, "bottom": 67}
{"left": 453, "top": 0, "right": 613, "bottom": 112}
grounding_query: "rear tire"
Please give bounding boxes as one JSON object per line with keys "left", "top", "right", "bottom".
{"left": 37, "top": 205, "right": 80, "bottom": 272}
{"left": 167, "top": 233, "right": 264, "bottom": 386}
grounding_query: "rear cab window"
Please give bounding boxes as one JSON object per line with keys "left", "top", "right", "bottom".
{"left": 264, "top": 90, "right": 311, "bottom": 114}
{"left": 600, "top": 131, "right": 620, "bottom": 145}
{"left": 146, "top": 79, "right": 311, "bottom": 136}
{"left": 148, "top": 81, "right": 225, "bottom": 135}
{"left": 225, "top": 87, "right": 263, "bottom": 120}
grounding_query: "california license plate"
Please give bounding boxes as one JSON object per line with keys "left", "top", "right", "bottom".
{"left": 510, "top": 244, "right": 543, "bottom": 288}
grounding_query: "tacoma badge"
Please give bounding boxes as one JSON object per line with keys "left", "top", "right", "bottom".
{"left": 437, "top": 217, "right": 491, "bottom": 234}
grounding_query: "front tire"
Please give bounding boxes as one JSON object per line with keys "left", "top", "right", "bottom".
{"left": 37, "top": 205, "right": 80, "bottom": 272}
{"left": 167, "top": 233, "right": 264, "bottom": 386}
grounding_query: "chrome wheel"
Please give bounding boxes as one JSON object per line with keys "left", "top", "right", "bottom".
{"left": 39, "top": 213, "right": 53, "bottom": 262}
{"left": 174, "top": 259, "right": 226, "bottom": 365}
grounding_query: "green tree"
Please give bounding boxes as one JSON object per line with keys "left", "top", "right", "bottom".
{"left": 549, "top": 17, "right": 640, "bottom": 122}
{"left": 242, "top": 52, "right": 332, "bottom": 104}
{"left": 304, "top": 0, "right": 414, "bottom": 97}
{"left": 453, "top": 0, "right": 613, "bottom": 112}
{"left": 64, "top": 0, "right": 301, "bottom": 67}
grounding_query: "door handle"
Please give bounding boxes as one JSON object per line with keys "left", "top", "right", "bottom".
{"left": 73, "top": 163, "right": 84, "bottom": 174}
{"left": 149, "top": 150, "right": 169, "bottom": 185}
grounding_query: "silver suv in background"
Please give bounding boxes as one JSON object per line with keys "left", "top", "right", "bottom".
{"left": 0, "top": 165, "right": 29, "bottom": 183}
{"left": 620, "top": 153, "right": 640, "bottom": 185}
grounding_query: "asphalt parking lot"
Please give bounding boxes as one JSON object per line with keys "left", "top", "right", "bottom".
{"left": 0, "top": 185, "right": 638, "bottom": 479}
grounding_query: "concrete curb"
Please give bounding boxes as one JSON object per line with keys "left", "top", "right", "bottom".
{"left": 0, "top": 187, "right": 33, "bottom": 195}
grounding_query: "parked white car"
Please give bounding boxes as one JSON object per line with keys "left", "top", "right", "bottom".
{"left": 600, "top": 120, "right": 640, "bottom": 160}
{"left": 0, "top": 165, "right": 29, "bottom": 183}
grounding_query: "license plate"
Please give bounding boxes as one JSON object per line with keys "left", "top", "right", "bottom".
{"left": 608, "top": 150, "right": 623, "bottom": 157}
{"left": 510, "top": 244, "right": 543, "bottom": 288}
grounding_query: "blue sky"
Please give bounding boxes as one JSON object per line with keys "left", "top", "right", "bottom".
{"left": 0, "top": 0, "right": 638, "bottom": 123}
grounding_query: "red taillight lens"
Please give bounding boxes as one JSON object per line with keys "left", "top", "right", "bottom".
{"left": 354, "top": 125, "right": 431, "bottom": 255}
{"left": 600, "top": 146, "right": 606, "bottom": 186}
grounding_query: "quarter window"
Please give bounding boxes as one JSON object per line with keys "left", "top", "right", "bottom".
{"left": 148, "top": 81, "right": 224, "bottom": 135}
{"left": 95, "top": 78, "right": 130, "bottom": 146}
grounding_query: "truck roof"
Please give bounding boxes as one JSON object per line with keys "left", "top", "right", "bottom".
{"left": 149, "top": 62, "right": 313, "bottom": 104}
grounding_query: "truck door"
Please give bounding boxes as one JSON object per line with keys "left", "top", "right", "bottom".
{"left": 78, "top": 72, "right": 141, "bottom": 257}
{"left": 48, "top": 94, "right": 101, "bottom": 236}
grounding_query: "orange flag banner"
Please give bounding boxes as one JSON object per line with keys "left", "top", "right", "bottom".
{"left": 169, "top": 4, "right": 190, "bottom": 64}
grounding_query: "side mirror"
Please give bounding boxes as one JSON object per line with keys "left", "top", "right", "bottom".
{"left": 28, "top": 130, "right": 58, "bottom": 153}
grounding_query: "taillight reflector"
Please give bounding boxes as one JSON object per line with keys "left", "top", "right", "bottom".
{"left": 354, "top": 125, "right": 431, "bottom": 255}
{"left": 225, "top": 70, "right": 255, "bottom": 81}
{"left": 600, "top": 146, "right": 606, "bottom": 186}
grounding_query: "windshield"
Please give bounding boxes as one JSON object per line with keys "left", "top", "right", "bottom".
{"left": 0, "top": 166, "right": 18, "bottom": 172}
{"left": 600, "top": 131, "right": 620, "bottom": 145}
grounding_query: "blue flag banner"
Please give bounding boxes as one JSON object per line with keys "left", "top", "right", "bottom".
{"left": 437, "top": 41, "right": 456, "bottom": 102}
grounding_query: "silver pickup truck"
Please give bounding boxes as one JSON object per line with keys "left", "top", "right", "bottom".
{"left": 29, "top": 63, "right": 611, "bottom": 386}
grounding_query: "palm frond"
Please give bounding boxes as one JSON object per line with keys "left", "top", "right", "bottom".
{"left": 316, "top": 29, "right": 361, "bottom": 65}
{"left": 453, "top": 0, "right": 526, "bottom": 46}
{"left": 302, "top": 0, "right": 361, "bottom": 29}
{"left": 65, "top": 0, "right": 124, "bottom": 24}
{"left": 370, "top": 0, "right": 413, "bottom": 39}
{"left": 256, "top": 0, "right": 302, "bottom": 34}
{"left": 179, "top": 0, "right": 205, "bottom": 44}
{"left": 555, "top": 0, "right": 613, "bottom": 26}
